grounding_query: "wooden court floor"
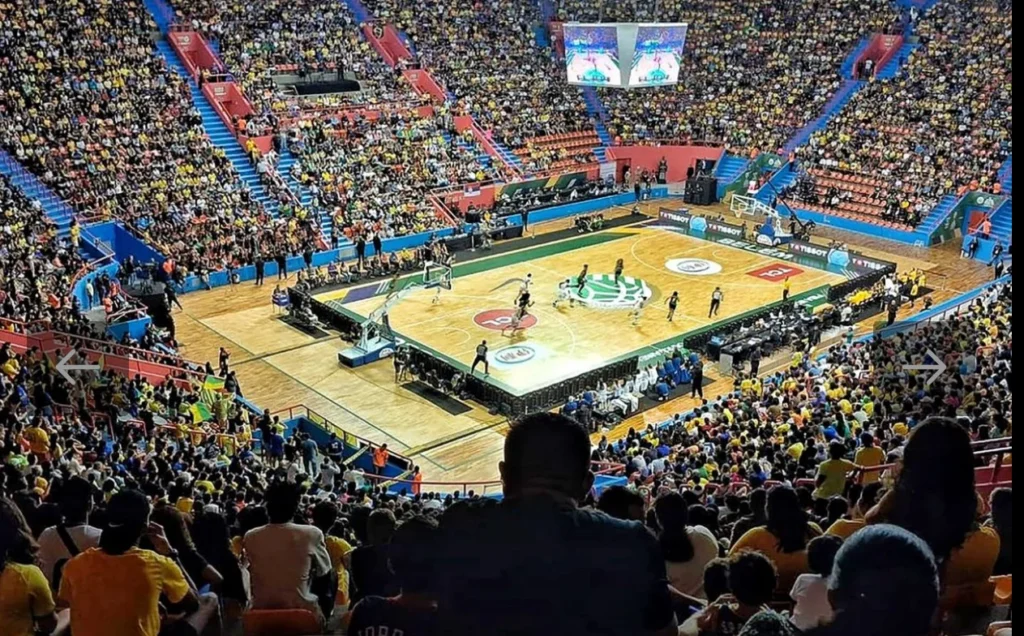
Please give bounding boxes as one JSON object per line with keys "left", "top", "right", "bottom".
{"left": 172, "top": 201, "right": 993, "bottom": 485}
{"left": 329, "top": 226, "right": 846, "bottom": 395}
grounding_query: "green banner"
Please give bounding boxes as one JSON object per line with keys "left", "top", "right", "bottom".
{"left": 722, "top": 152, "right": 784, "bottom": 199}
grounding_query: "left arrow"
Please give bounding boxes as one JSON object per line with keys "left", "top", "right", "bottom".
{"left": 56, "top": 350, "right": 100, "bottom": 383}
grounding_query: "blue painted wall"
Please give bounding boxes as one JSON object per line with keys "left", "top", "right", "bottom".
{"left": 87, "top": 221, "right": 165, "bottom": 267}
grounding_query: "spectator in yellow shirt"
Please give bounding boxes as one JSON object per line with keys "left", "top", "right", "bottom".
{"left": 813, "top": 441, "right": 860, "bottom": 500}
{"left": 0, "top": 498, "right": 58, "bottom": 636}
{"left": 57, "top": 490, "right": 215, "bottom": 636}
{"left": 854, "top": 433, "right": 885, "bottom": 485}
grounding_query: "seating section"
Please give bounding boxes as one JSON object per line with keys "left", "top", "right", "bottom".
{"left": 289, "top": 112, "right": 499, "bottom": 240}
{"left": 780, "top": 167, "right": 932, "bottom": 229}
{"left": 0, "top": 0, "right": 322, "bottom": 275}
{"left": 171, "top": 0, "right": 425, "bottom": 119}
{"left": 560, "top": 0, "right": 901, "bottom": 155}
{"left": 797, "top": 0, "right": 1012, "bottom": 217}
{"left": 365, "top": 0, "right": 599, "bottom": 167}
{"left": 0, "top": 174, "right": 87, "bottom": 327}
{"left": 513, "top": 131, "right": 600, "bottom": 173}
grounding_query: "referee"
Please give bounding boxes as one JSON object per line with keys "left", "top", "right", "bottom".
{"left": 708, "top": 286, "right": 724, "bottom": 318}
{"left": 471, "top": 340, "right": 489, "bottom": 375}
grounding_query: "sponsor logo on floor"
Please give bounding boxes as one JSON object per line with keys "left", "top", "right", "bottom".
{"left": 473, "top": 309, "right": 538, "bottom": 331}
{"left": 665, "top": 258, "right": 723, "bottom": 276}
{"left": 748, "top": 264, "right": 804, "bottom": 281}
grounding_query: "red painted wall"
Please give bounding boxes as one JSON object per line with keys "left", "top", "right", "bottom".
{"left": 382, "top": 25, "right": 414, "bottom": 62}
{"left": 402, "top": 69, "right": 448, "bottom": 103}
{"left": 363, "top": 25, "right": 397, "bottom": 67}
{"left": 168, "top": 30, "right": 221, "bottom": 79}
{"left": 606, "top": 145, "right": 722, "bottom": 183}
{"left": 858, "top": 34, "right": 903, "bottom": 77}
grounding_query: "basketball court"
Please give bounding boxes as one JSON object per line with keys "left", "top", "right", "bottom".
{"left": 314, "top": 221, "right": 846, "bottom": 395}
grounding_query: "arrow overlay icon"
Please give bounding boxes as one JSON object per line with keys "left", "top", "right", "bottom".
{"left": 56, "top": 350, "right": 100, "bottom": 383}
{"left": 903, "top": 349, "right": 947, "bottom": 386}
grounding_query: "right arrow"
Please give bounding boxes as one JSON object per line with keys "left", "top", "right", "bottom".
{"left": 903, "top": 349, "right": 948, "bottom": 386}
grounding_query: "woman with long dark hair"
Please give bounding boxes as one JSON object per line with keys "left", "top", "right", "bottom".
{"left": 730, "top": 485, "right": 821, "bottom": 592}
{"left": 865, "top": 417, "right": 978, "bottom": 566}
{"left": 655, "top": 492, "right": 719, "bottom": 599}
{"left": 0, "top": 497, "right": 57, "bottom": 636}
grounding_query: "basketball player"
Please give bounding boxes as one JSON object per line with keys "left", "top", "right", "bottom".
{"left": 630, "top": 294, "right": 648, "bottom": 327}
{"left": 553, "top": 278, "right": 574, "bottom": 308}
{"left": 665, "top": 291, "right": 679, "bottom": 322}
{"left": 708, "top": 286, "right": 724, "bottom": 318}
{"left": 515, "top": 273, "right": 533, "bottom": 303}
{"left": 576, "top": 264, "right": 589, "bottom": 295}
{"left": 614, "top": 258, "right": 624, "bottom": 285}
{"left": 503, "top": 291, "right": 534, "bottom": 335}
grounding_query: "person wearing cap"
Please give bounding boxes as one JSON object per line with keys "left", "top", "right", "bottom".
{"left": 57, "top": 489, "right": 217, "bottom": 636}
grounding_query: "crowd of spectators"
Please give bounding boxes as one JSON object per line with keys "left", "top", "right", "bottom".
{"left": 0, "top": 0, "right": 321, "bottom": 277}
{"left": 172, "top": 0, "right": 425, "bottom": 119}
{"left": 366, "top": 0, "right": 598, "bottom": 163}
{"left": 0, "top": 176, "right": 87, "bottom": 331}
{"left": 797, "top": 0, "right": 1012, "bottom": 209}
{"left": 288, "top": 110, "right": 498, "bottom": 241}
{"left": 0, "top": 240, "right": 1010, "bottom": 634}
{"left": 558, "top": 0, "right": 901, "bottom": 155}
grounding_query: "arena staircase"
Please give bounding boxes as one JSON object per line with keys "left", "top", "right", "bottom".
{"left": 998, "top": 156, "right": 1012, "bottom": 194}
{"left": 876, "top": 42, "right": 920, "bottom": 79}
{"left": 840, "top": 37, "right": 872, "bottom": 79}
{"left": 714, "top": 154, "right": 751, "bottom": 189}
{"left": 781, "top": 79, "right": 863, "bottom": 155}
{"left": 339, "top": 0, "right": 372, "bottom": 25}
{"left": 277, "top": 146, "right": 314, "bottom": 208}
{"left": 0, "top": 148, "right": 75, "bottom": 238}
{"left": 490, "top": 139, "right": 527, "bottom": 173}
{"left": 912, "top": 193, "right": 959, "bottom": 238}
{"left": 755, "top": 164, "right": 799, "bottom": 205}
{"left": 441, "top": 131, "right": 493, "bottom": 171}
{"left": 582, "top": 87, "right": 613, "bottom": 146}
{"left": 989, "top": 198, "right": 1012, "bottom": 245}
{"left": 155, "top": 40, "right": 280, "bottom": 217}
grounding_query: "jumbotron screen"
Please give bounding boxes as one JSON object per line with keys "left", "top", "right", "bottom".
{"left": 564, "top": 24, "right": 622, "bottom": 86}
{"left": 628, "top": 24, "right": 688, "bottom": 87}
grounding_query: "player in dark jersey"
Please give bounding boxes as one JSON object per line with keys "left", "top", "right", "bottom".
{"left": 576, "top": 264, "right": 589, "bottom": 295}
{"left": 614, "top": 258, "right": 624, "bottom": 285}
{"left": 665, "top": 291, "right": 679, "bottom": 322}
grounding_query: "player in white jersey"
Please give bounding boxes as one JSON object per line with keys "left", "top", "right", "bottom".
{"left": 630, "top": 294, "right": 648, "bottom": 326}
{"left": 553, "top": 279, "right": 574, "bottom": 308}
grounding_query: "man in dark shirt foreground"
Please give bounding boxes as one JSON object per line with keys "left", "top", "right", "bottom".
{"left": 435, "top": 413, "right": 677, "bottom": 635}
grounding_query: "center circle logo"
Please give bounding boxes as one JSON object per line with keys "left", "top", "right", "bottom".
{"left": 493, "top": 345, "right": 537, "bottom": 365}
{"left": 666, "top": 258, "right": 723, "bottom": 276}
{"left": 473, "top": 309, "right": 538, "bottom": 331}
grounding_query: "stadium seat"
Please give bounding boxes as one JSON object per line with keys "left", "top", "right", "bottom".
{"left": 242, "top": 609, "right": 322, "bottom": 636}
{"left": 987, "top": 622, "right": 1012, "bottom": 636}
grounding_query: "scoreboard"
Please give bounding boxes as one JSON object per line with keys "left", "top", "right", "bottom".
{"left": 564, "top": 22, "right": 688, "bottom": 88}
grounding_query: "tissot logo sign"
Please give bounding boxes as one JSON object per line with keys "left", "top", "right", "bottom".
{"left": 789, "top": 240, "right": 830, "bottom": 259}
{"left": 706, "top": 220, "right": 743, "bottom": 237}
{"left": 659, "top": 208, "right": 692, "bottom": 226}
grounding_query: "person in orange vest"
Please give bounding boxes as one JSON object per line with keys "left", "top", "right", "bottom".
{"left": 411, "top": 465, "right": 423, "bottom": 496}
{"left": 372, "top": 443, "right": 389, "bottom": 475}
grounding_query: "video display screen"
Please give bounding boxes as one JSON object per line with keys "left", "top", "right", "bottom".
{"left": 628, "top": 24, "right": 688, "bottom": 87}
{"left": 564, "top": 24, "right": 622, "bottom": 86}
